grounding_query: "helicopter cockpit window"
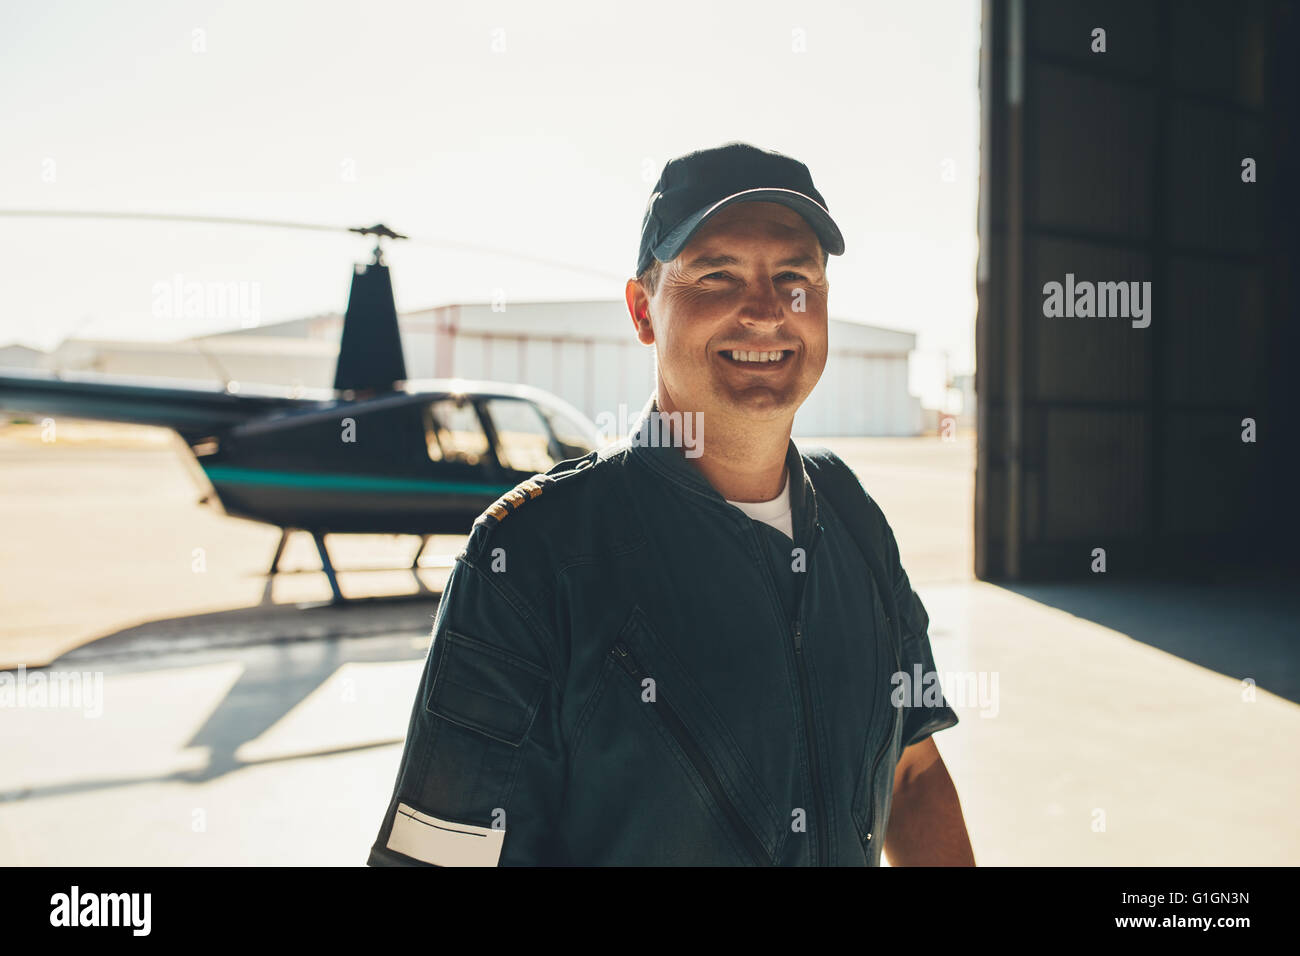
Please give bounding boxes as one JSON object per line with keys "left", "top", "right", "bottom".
{"left": 424, "top": 398, "right": 489, "bottom": 466}
{"left": 539, "top": 403, "right": 599, "bottom": 460}
{"left": 484, "top": 398, "right": 556, "bottom": 474}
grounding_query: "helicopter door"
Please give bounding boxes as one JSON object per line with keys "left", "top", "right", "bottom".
{"left": 535, "top": 401, "right": 601, "bottom": 461}
{"left": 480, "top": 398, "right": 559, "bottom": 478}
{"left": 422, "top": 397, "right": 495, "bottom": 479}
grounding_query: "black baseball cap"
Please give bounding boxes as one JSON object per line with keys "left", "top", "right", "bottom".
{"left": 636, "top": 141, "right": 845, "bottom": 277}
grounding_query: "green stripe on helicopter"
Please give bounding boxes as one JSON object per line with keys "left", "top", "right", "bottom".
{"left": 203, "top": 465, "right": 512, "bottom": 496}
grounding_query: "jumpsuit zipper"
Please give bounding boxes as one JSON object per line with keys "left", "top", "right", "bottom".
{"left": 791, "top": 619, "right": 829, "bottom": 865}
{"left": 754, "top": 518, "right": 829, "bottom": 865}
{"left": 611, "top": 640, "right": 769, "bottom": 866}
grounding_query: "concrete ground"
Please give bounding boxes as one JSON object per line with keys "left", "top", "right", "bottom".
{"left": 1, "top": 421, "right": 1296, "bottom": 865}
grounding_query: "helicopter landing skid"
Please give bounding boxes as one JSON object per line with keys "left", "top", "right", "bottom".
{"left": 311, "top": 531, "right": 347, "bottom": 605}
{"left": 268, "top": 527, "right": 291, "bottom": 575}
{"left": 411, "top": 535, "right": 430, "bottom": 569}
{"left": 264, "top": 529, "right": 453, "bottom": 607}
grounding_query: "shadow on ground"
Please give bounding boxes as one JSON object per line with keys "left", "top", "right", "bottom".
{"left": 1000, "top": 576, "right": 1300, "bottom": 704}
{"left": 6, "top": 595, "right": 442, "bottom": 803}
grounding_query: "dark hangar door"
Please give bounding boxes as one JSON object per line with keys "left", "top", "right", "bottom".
{"left": 975, "top": 0, "right": 1300, "bottom": 580}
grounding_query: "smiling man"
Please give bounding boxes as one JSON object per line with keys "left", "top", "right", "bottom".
{"left": 368, "top": 142, "right": 973, "bottom": 866}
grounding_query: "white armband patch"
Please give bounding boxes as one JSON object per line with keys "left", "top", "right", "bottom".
{"left": 387, "top": 802, "right": 505, "bottom": 866}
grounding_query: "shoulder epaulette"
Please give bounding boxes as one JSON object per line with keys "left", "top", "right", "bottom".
{"left": 477, "top": 474, "right": 553, "bottom": 527}
{"left": 471, "top": 451, "right": 602, "bottom": 533}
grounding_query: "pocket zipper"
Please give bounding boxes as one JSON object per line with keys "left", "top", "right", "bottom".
{"left": 861, "top": 597, "right": 903, "bottom": 855}
{"left": 612, "top": 641, "right": 769, "bottom": 866}
{"left": 862, "top": 711, "right": 895, "bottom": 853}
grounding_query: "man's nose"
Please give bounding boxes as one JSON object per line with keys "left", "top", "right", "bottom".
{"left": 736, "top": 280, "right": 787, "bottom": 325}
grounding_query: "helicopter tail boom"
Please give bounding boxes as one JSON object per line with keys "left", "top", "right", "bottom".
{"left": 0, "top": 368, "right": 322, "bottom": 441}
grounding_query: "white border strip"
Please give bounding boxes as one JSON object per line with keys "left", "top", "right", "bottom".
{"left": 387, "top": 802, "right": 505, "bottom": 866}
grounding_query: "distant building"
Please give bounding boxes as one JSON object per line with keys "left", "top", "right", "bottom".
{"left": 39, "top": 335, "right": 338, "bottom": 392}
{"left": 951, "top": 372, "right": 976, "bottom": 425}
{"left": 0, "top": 344, "right": 45, "bottom": 369}
{"left": 12, "top": 300, "right": 923, "bottom": 437}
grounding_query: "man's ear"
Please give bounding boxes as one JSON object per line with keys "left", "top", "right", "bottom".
{"left": 624, "top": 277, "right": 655, "bottom": 345}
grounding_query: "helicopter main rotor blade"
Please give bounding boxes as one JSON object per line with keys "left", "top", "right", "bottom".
{"left": 0, "top": 208, "right": 628, "bottom": 282}
{"left": 0, "top": 208, "right": 343, "bottom": 234}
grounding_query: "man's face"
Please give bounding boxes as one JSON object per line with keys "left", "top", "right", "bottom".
{"left": 629, "top": 201, "right": 829, "bottom": 426}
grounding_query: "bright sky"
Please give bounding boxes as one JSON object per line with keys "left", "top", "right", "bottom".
{"left": 0, "top": 0, "right": 980, "bottom": 402}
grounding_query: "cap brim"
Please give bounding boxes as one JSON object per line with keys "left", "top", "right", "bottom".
{"left": 651, "top": 187, "right": 846, "bottom": 267}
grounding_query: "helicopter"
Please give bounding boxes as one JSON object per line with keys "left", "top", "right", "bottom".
{"left": 0, "top": 217, "right": 607, "bottom": 603}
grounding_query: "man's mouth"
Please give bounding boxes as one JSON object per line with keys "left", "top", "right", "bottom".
{"left": 719, "top": 349, "right": 794, "bottom": 366}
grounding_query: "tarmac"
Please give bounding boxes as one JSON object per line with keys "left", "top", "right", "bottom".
{"left": 1, "top": 420, "right": 1296, "bottom": 865}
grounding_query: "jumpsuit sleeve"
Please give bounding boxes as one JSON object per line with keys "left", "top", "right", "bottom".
{"left": 366, "top": 554, "right": 565, "bottom": 866}
{"left": 881, "top": 518, "right": 961, "bottom": 751}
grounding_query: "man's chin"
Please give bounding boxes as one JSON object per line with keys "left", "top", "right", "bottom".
{"left": 711, "top": 383, "right": 804, "bottom": 419}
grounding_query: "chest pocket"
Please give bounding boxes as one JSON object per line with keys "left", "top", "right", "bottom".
{"left": 850, "top": 565, "right": 903, "bottom": 863}
{"left": 572, "top": 604, "right": 786, "bottom": 865}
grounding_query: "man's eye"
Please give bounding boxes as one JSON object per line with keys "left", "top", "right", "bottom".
{"left": 702, "top": 272, "right": 730, "bottom": 280}
{"left": 778, "top": 272, "right": 806, "bottom": 281}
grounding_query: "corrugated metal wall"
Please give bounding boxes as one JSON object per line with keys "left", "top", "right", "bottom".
{"left": 976, "top": 0, "right": 1300, "bottom": 579}
{"left": 794, "top": 350, "right": 920, "bottom": 437}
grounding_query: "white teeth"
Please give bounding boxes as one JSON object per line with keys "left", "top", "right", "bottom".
{"left": 729, "top": 350, "right": 786, "bottom": 363}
